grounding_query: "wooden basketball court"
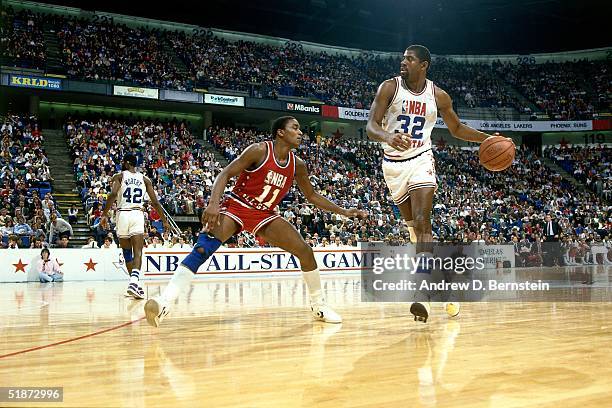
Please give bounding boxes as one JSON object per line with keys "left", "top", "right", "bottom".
{"left": 1, "top": 266, "right": 612, "bottom": 407}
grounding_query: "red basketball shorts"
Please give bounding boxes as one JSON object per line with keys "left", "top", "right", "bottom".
{"left": 220, "top": 197, "right": 280, "bottom": 236}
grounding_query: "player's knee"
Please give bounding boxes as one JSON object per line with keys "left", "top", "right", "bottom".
{"left": 296, "top": 242, "right": 315, "bottom": 262}
{"left": 122, "top": 248, "right": 133, "bottom": 263}
{"left": 413, "top": 214, "right": 429, "bottom": 224}
{"left": 181, "top": 233, "right": 222, "bottom": 273}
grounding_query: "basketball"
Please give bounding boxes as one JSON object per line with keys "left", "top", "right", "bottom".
{"left": 479, "top": 136, "right": 515, "bottom": 171}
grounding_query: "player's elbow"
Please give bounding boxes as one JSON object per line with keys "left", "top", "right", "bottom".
{"left": 365, "top": 122, "right": 377, "bottom": 140}
{"left": 449, "top": 123, "right": 463, "bottom": 139}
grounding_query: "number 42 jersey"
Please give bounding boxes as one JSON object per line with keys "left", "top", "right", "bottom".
{"left": 118, "top": 170, "right": 146, "bottom": 210}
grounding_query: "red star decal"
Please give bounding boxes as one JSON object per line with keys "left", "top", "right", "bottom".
{"left": 84, "top": 258, "right": 98, "bottom": 272}
{"left": 436, "top": 137, "right": 447, "bottom": 149}
{"left": 331, "top": 129, "right": 344, "bottom": 139}
{"left": 13, "top": 259, "right": 28, "bottom": 273}
{"left": 559, "top": 137, "right": 569, "bottom": 148}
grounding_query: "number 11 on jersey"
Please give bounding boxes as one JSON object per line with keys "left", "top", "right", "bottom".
{"left": 255, "top": 185, "right": 280, "bottom": 208}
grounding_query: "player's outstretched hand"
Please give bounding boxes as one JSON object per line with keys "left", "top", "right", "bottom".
{"left": 344, "top": 208, "right": 368, "bottom": 219}
{"left": 202, "top": 204, "right": 221, "bottom": 232}
{"left": 386, "top": 132, "right": 412, "bottom": 151}
{"left": 492, "top": 132, "right": 515, "bottom": 146}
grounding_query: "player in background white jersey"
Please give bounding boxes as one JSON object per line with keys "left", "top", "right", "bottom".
{"left": 101, "top": 153, "right": 170, "bottom": 299}
{"left": 366, "top": 45, "right": 514, "bottom": 322}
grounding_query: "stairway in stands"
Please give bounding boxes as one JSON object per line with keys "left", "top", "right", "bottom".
{"left": 43, "top": 129, "right": 91, "bottom": 247}
{"left": 41, "top": 23, "right": 65, "bottom": 74}
{"left": 201, "top": 138, "right": 230, "bottom": 167}
{"left": 162, "top": 38, "right": 190, "bottom": 84}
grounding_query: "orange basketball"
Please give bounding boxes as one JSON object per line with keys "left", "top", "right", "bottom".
{"left": 479, "top": 136, "right": 515, "bottom": 171}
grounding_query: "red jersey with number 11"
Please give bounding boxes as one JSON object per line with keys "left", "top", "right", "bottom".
{"left": 230, "top": 141, "right": 295, "bottom": 211}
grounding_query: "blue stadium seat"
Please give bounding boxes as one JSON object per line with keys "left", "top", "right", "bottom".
{"left": 39, "top": 188, "right": 52, "bottom": 199}
{"left": 20, "top": 236, "right": 30, "bottom": 248}
{"left": 151, "top": 220, "right": 164, "bottom": 232}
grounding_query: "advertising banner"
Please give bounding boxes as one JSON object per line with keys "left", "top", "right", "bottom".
{"left": 9, "top": 75, "right": 62, "bottom": 90}
{"left": 204, "top": 93, "right": 245, "bottom": 106}
{"left": 434, "top": 118, "right": 593, "bottom": 132}
{"left": 323, "top": 104, "right": 596, "bottom": 131}
{"left": 113, "top": 85, "right": 159, "bottom": 99}
{"left": 0, "top": 245, "right": 516, "bottom": 283}
{"left": 285, "top": 102, "right": 321, "bottom": 115}
{"left": 338, "top": 107, "right": 369, "bottom": 121}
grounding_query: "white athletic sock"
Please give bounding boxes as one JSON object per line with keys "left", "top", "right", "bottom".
{"left": 161, "top": 265, "right": 194, "bottom": 304}
{"left": 130, "top": 269, "right": 140, "bottom": 284}
{"left": 302, "top": 268, "right": 323, "bottom": 302}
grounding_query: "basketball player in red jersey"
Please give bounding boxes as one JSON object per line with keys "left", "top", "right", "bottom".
{"left": 145, "top": 116, "right": 367, "bottom": 327}
{"left": 366, "top": 45, "right": 514, "bottom": 322}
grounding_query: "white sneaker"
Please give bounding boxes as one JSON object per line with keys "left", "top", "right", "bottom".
{"left": 444, "top": 302, "right": 461, "bottom": 318}
{"left": 144, "top": 297, "right": 170, "bottom": 327}
{"left": 410, "top": 302, "right": 431, "bottom": 323}
{"left": 125, "top": 282, "right": 145, "bottom": 299}
{"left": 310, "top": 300, "right": 342, "bottom": 324}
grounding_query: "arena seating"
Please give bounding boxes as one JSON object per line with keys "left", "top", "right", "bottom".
{"left": 3, "top": 7, "right": 609, "bottom": 118}
{"left": 1, "top": 6, "right": 47, "bottom": 69}
{"left": 545, "top": 146, "right": 612, "bottom": 200}
{"left": 64, "top": 115, "right": 219, "bottom": 247}
{"left": 207, "top": 126, "right": 611, "bottom": 247}
{"left": 0, "top": 114, "right": 54, "bottom": 248}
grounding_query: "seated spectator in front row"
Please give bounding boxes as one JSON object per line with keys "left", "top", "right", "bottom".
{"left": 100, "top": 236, "right": 116, "bottom": 249}
{"left": 82, "top": 236, "right": 99, "bottom": 249}
{"left": 7, "top": 235, "right": 20, "bottom": 249}
{"left": 38, "top": 248, "right": 63, "bottom": 283}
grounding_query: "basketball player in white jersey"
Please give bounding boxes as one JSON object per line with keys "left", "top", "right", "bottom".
{"left": 367, "top": 45, "right": 513, "bottom": 322}
{"left": 101, "top": 153, "right": 170, "bottom": 299}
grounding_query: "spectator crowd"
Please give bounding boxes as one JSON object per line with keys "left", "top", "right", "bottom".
{"left": 2, "top": 5, "right": 609, "bottom": 119}
{"left": 207, "top": 125, "right": 611, "bottom": 262}
{"left": 0, "top": 114, "right": 60, "bottom": 249}
{"left": 1, "top": 6, "right": 46, "bottom": 69}
{"left": 1, "top": 112, "right": 610, "bottom": 270}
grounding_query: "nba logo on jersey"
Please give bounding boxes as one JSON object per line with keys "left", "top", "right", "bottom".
{"left": 401, "top": 100, "right": 427, "bottom": 116}
{"left": 264, "top": 170, "right": 287, "bottom": 188}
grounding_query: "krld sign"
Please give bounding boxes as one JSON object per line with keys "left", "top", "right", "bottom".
{"left": 10, "top": 75, "right": 62, "bottom": 90}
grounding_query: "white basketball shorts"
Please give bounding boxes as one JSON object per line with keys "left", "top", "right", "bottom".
{"left": 382, "top": 150, "right": 437, "bottom": 205}
{"left": 116, "top": 209, "right": 145, "bottom": 238}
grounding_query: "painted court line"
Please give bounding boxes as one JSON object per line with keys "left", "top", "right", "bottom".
{"left": 0, "top": 317, "right": 145, "bottom": 359}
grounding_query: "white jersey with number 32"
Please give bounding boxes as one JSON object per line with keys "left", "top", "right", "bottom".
{"left": 382, "top": 77, "right": 438, "bottom": 160}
